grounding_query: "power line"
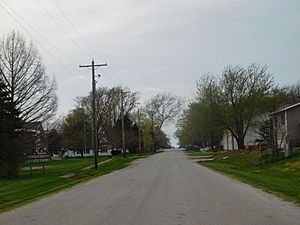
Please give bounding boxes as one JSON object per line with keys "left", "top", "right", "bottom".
{"left": 2, "top": 0, "right": 95, "bottom": 86}
{"left": 0, "top": 1, "right": 90, "bottom": 87}
{"left": 1, "top": 0, "right": 123, "bottom": 89}
{"left": 98, "top": 67, "right": 120, "bottom": 86}
{"left": 50, "top": 0, "right": 123, "bottom": 85}
{"left": 104, "top": 62, "right": 123, "bottom": 85}
{"left": 1, "top": 0, "right": 78, "bottom": 66}
{"left": 36, "top": 0, "right": 92, "bottom": 59}
{"left": 51, "top": 0, "right": 96, "bottom": 58}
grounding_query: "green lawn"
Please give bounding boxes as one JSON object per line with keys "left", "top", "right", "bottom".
{"left": 200, "top": 150, "right": 300, "bottom": 205}
{"left": 0, "top": 153, "right": 152, "bottom": 212}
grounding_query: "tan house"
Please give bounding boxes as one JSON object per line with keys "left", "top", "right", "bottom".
{"left": 270, "top": 102, "right": 300, "bottom": 156}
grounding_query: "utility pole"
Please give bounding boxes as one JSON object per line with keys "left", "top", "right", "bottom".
{"left": 83, "top": 110, "right": 87, "bottom": 155}
{"left": 79, "top": 59, "right": 107, "bottom": 169}
{"left": 81, "top": 104, "right": 87, "bottom": 157}
{"left": 120, "top": 90, "right": 130, "bottom": 158}
{"left": 138, "top": 108, "right": 142, "bottom": 156}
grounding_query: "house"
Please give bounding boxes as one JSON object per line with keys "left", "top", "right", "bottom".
{"left": 222, "top": 129, "right": 262, "bottom": 150}
{"left": 222, "top": 114, "right": 268, "bottom": 150}
{"left": 270, "top": 102, "right": 300, "bottom": 156}
{"left": 22, "top": 122, "right": 48, "bottom": 155}
{"left": 63, "top": 149, "right": 112, "bottom": 158}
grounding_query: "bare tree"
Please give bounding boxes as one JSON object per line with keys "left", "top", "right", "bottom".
{"left": 0, "top": 31, "right": 57, "bottom": 123}
{"left": 0, "top": 31, "right": 56, "bottom": 177}
{"left": 79, "top": 86, "right": 139, "bottom": 149}
{"left": 144, "top": 92, "right": 184, "bottom": 129}
{"left": 286, "top": 81, "right": 300, "bottom": 103}
{"left": 144, "top": 92, "right": 184, "bottom": 150}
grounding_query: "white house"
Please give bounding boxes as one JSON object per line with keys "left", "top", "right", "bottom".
{"left": 222, "top": 129, "right": 262, "bottom": 150}
{"left": 63, "top": 149, "right": 112, "bottom": 158}
{"left": 222, "top": 114, "right": 268, "bottom": 150}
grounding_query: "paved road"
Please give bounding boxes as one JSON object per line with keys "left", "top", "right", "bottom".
{"left": 1, "top": 150, "right": 300, "bottom": 225}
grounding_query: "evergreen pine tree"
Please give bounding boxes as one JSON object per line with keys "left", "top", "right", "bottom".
{"left": 0, "top": 81, "right": 23, "bottom": 178}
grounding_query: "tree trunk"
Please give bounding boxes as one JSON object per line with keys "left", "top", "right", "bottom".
{"left": 0, "top": 136, "right": 20, "bottom": 178}
{"left": 151, "top": 127, "right": 156, "bottom": 152}
{"left": 236, "top": 135, "right": 245, "bottom": 150}
{"left": 236, "top": 120, "right": 245, "bottom": 150}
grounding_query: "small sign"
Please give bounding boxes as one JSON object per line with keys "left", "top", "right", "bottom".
{"left": 26, "top": 154, "right": 50, "bottom": 163}
{"left": 25, "top": 154, "right": 50, "bottom": 176}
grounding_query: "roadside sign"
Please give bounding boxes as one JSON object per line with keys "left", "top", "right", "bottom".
{"left": 25, "top": 154, "right": 51, "bottom": 175}
{"left": 26, "top": 154, "right": 50, "bottom": 163}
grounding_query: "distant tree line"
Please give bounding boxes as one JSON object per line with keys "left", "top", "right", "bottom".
{"left": 47, "top": 89, "right": 183, "bottom": 156}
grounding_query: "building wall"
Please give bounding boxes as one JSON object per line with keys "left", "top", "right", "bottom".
{"left": 222, "top": 114, "right": 268, "bottom": 151}
{"left": 222, "top": 129, "right": 261, "bottom": 150}
{"left": 272, "top": 105, "right": 300, "bottom": 150}
{"left": 287, "top": 106, "right": 300, "bottom": 141}
{"left": 273, "top": 111, "right": 287, "bottom": 149}
{"left": 223, "top": 132, "right": 238, "bottom": 150}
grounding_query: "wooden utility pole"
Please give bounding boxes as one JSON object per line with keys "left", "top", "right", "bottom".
{"left": 83, "top": 110, "right": 87, "bottom": 155}
{"left": 79, "top": 59, "right": 107, "bottom": 169}
{"left": 120, "top": 90, "right": 130, "bottom": 158}
{"left": 81, "top": 104, "right": 87, "bottom": 157}
{"left": 138, "top": 108, "right": 142, "bottom": 156}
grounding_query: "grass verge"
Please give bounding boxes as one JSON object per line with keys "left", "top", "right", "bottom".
{"left": 198, "top": 150, "right": 300, "bottom": 205}
{"left": 0, "top": 153, "right": 154, "bottom": 212}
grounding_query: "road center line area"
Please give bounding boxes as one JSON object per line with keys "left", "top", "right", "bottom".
{"left": 1, "top": 150, "right": 300, "bottom": 225}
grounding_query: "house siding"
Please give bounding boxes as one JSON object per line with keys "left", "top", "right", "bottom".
{"left": 287, "top": 106, "right": 300, "bottom": 141}
{"left": 222, "top": 129, "right": 261, "bottom": 150}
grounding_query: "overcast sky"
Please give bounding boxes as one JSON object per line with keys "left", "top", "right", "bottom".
{"left": 1, "top": 0, "right": 299, "bottom": 145}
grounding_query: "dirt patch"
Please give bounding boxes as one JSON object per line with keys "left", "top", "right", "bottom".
{"left": 70, "top": 173, "right": 83, "bottom": 180}
{"left": 60, "top": 173, "right": 75, "bottom": 178}
{"left": 60, "top": 173, "right": 83, "bottom": 179}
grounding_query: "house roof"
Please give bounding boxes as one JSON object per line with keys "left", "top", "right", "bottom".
{"left": 270, "top": 102, "right": 300, "bottom": 115}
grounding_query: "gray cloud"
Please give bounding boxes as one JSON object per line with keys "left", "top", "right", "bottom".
{"left": 1, "top": 0, "right": 299, "bottom": 145}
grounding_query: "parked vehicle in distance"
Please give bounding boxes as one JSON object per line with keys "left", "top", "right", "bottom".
{"left": 185, "top": 144, "right": 200, "bottom": 151}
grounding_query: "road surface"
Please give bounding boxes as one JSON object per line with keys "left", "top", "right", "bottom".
{"left": 1, "top": 150, "right": 300, "bottom": 225}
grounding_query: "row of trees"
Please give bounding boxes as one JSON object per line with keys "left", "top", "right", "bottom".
{"left": 0, "top": 30, "right": 184, "bottom": 178}
{"left": 176, "top": 64, "right": 300, "bottom": 154}
{"left": 47, "top": 89, "right": 183, "bottom": 156}
{"left": 0, "top": 31, "right": 57, "bottom": 178}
